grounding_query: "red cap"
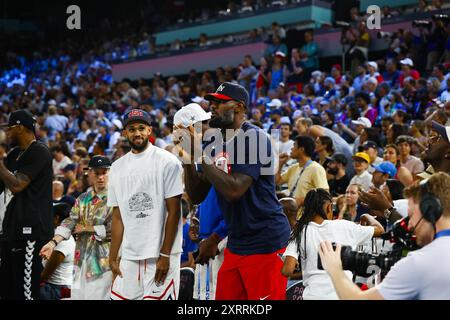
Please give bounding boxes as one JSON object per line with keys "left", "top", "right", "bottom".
{"left": 332, "top": 64, "right": 341, "bottom": 71}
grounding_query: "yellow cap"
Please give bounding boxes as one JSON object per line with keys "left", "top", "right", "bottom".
{"left": 353, "top": 152, "right": 370, "bottom": 163}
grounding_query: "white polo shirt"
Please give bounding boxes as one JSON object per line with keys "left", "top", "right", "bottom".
{"left": 107, "top": 144, "right": 184, "bottom": 260}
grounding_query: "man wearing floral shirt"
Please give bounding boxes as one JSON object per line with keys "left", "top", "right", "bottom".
{"left": 40, "top": 156, "right": 113, "bottom": 300}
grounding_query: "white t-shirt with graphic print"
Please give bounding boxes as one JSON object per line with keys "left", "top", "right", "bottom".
{"left": 107, "top": 144, "right": 184, "bottom": 260}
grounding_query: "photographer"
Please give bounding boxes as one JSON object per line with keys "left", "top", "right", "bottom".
{"left": 281, "top": 189, "right": 384, "bottom": 300}
{"left": 319, "top": 172, "right": 450, "bottom": 299}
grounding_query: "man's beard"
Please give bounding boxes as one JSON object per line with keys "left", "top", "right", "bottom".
{"left": 128, "top": 137, "right": 149, "bottom": 152}
{"left": 209, "top": 110, "right": 234, "bottom": 129}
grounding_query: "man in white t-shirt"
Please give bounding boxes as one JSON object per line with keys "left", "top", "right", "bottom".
{"left": 40, "top": 203, "right": 75, "bottom": 300}
{"left": 108, "top": 109, "right": 184, "bottom": 300}
{"left": 319, "top": 172, "right": 450, "bottom": 300}
{"left": 51, "top": 145, "right": 73, "bottom": 177}
{"left": 349, "top": 152, "right": 372, "bottom": 191}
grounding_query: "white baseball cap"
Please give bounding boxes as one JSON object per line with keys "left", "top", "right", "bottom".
{"left": 367, "top": 61, "right": 378, "bottom": 70}
{"left": 267, "top": 98, "right": 282, "bottom": 108}
{"left": 351, "top": 117, "right": 372, "bottom": 128}
{"left": 400, "top": 58, "right": 413, "bottom": 67}
{"left": 191, "top": 96, "right": 205, "bottom": 104}
{"left": 280, "top": 116, "right": 291, "bottom": 125}
{"left": 173, "top": 103, "right": 211, "bottom": 128}
{"left": 292, "top": 110, "right": 302, "bottom": 120}
{"left": 112, "top": 119, "right": 123, "bottom": 130}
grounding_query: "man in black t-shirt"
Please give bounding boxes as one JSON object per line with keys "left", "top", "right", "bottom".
{"left": 0, "top": 110, "right": 53, "bottom": 300}
{"left": 326, "top": 153, "right": 351, "bottom": 197}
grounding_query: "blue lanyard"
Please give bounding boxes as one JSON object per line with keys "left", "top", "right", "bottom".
{"left": 435, "top": 229, "right": 450, "bottom": 239}
{"left": 289, "top": 160, "right": 313, "bottom": 198}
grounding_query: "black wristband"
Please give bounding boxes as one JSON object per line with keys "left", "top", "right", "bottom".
{"left": 51, "top": 239, "right": 58, "bottom": 247}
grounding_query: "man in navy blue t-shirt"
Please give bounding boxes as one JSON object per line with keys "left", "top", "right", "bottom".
{"left": 182, "top": 82, "right": 290, "bottom": 300}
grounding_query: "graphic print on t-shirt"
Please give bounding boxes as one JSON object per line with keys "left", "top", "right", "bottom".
{"left": 128, "top": 192, "right": 153, "bottom": 219}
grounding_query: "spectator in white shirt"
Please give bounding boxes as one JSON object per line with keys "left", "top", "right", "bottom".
{"left": 51, "top": 145, "right": 73, "bottom": 176}
{"left": 349, "top": 152, "right": 373, "bottom": 191}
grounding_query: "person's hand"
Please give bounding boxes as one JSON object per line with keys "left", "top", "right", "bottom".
{"left": 109, "top": 257, "right": 122, "bottom": 282}
{"left": 318, "top": 241, "right": 343, "bottom": 276}
{"left": 359, "top": 213, "right": 373, "bottom": 226}
{"left": 173, "top": 125, "right": 203, "bottom": 163}
{"left": 279, "top": 153, "right": 289, "bottom": 166}
{"left": 358, "top": 187, "right": 393, "bottom": 211}
{"left": 195, "top": 233, "right": 220, "bottom": 265}
{"left": 73, "top": 224, "right": 87, "bottom": 234}
{"left": 39, "top": 241, "right": 55, "bottom": 260}
{"left": 154, "top": 255, "right": 170, "bottom": 285}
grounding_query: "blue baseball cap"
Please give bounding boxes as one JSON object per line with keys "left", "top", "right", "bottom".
{"left": 373, "top": 161, "right": 397, "bottom": 178}
{"left": 123, "top": 109, "right": 152, "bottom": 128}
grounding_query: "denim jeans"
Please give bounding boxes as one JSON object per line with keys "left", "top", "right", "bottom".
{"left": 40, "top": 282, "right": 70, "bottom": 300}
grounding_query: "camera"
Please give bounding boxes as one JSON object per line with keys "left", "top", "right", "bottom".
{"left": 412, "top": 20, "right": 432, "bottom": 29}
{"left": 317, "top": 243, "right": 403, "bottom": 277}
{"left": 380, "top": 216, "right": 420, "bottom": 251}
{"left": 318, "top": 217, "right": 418, "bottom": 277}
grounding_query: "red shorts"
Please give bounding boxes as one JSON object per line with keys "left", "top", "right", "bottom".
{"left": 215, "top": 248, "right": 287, "bottom": 300}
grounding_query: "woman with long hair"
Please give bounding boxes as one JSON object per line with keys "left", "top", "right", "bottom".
{"left": 338, "top": 184, "right": 369, "bottom": 222}
{"left": 281, "top": 189, "right": 383, "bottom": 299}
{"left": 383, "top": 144, "right": 414, "bottom": 186}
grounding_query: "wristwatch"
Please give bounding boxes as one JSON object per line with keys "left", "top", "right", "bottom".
{"left": 384, "top": 207, "right": 394, "bottom": 220}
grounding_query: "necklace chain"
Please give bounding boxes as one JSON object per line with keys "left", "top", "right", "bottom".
{"left": 16, "top": 140, "right": 36, "bottom": 161}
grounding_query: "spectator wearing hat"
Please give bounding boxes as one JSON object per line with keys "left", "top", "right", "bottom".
{"left": 398, "top": 58, "right": 420, "bottom": 87}
{"left": 264, "top": 35, "right": 288, "bottom": 58}
{"left": 40, "top": 156, "right": 113, "bottom": 300}
{"left": 173, "top": 103, "right": 227, "bottom": 301}
{"left": 396, "top": 135, "right": 425, "bottom": 178}
{"left": 331, "top": 64, "right": 342, "bottom": 86}
{"left": 366, "top": 61, "right": 384, "bottom": 84}
{"left": 347, "top": 116, "right": 371, "bottom": 154}
{"left": 371, "top": 161, "right": 397, "bottom": 189}
{"left": 326, "top": 153, "right": 351, "bottom": 197}
{"left": 0, "top": 110, "right": 53, "bottom": 300}
{"left": 268, "top": 108, "right": 283, "bottom": 132}
{"left": 269, "top": 51, "right": 287, "bottom": 91}
{"left": 362, "top": 141, "right": 383, "bottom": 173}
{"left": 349, "top": 152, "right": 373, "bottom": 191}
